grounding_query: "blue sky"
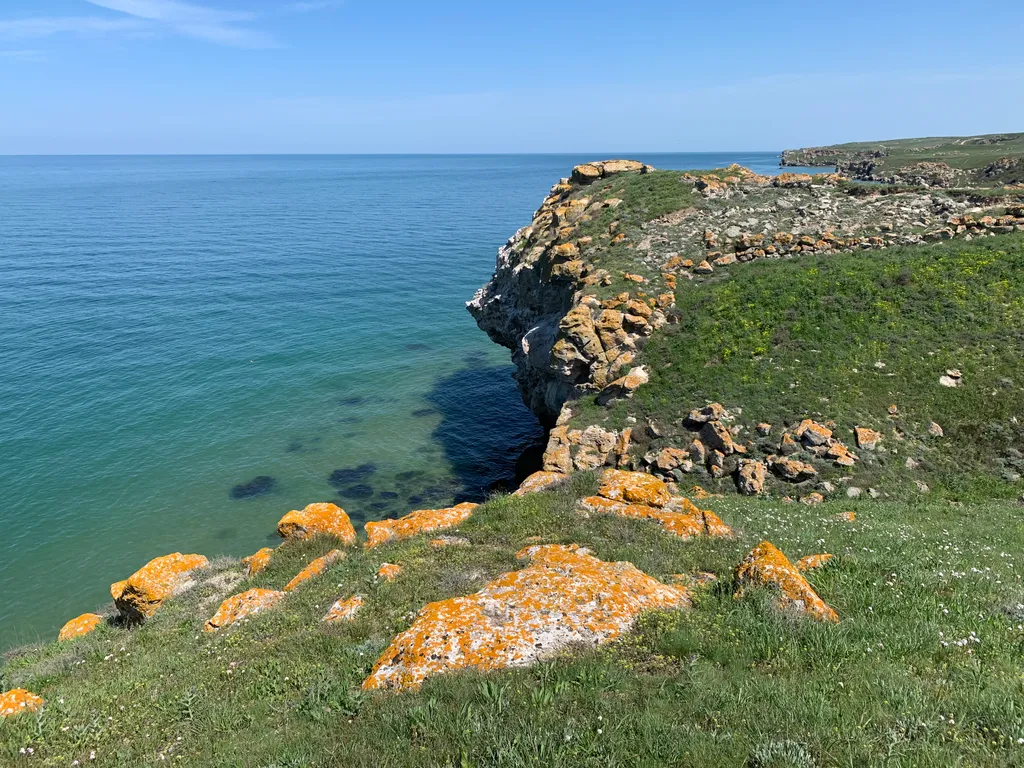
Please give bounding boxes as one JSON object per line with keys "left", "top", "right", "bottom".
{"left": 0, "top": 0, "right": 1021, "bottom": 154}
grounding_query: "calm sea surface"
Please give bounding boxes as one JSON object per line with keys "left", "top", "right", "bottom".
{"left": 0, "top": 152, "right": 816, "bottom": 649}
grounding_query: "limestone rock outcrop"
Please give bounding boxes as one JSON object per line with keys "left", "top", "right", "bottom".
{"left": 513, "top": 470, "right": 567, "bottom": 496}
{"left": 58, "top": 613, "right": 104, "bottom": 641}
{"left": 364, "top": 503, "right": 478, "bottom": 548}
{"left": 468, "top": 161, "right": 665, "bottom": 422}
{"left": 363, "top": 544, "right": 686, "bottom": 691}
{"left": 734, "top": 541, "right": 838, "bottom": 622}
{"left": 204, "top": 588, "right": 285, "bottom": 632}
{"left": 112, "top": 552, "right": 209, "bottom": 623}
{"left": 277, "top": 503, "right": 356, "bottom": 545}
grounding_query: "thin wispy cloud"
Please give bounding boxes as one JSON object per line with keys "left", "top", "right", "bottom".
{"left": 286, "top": 1, "right": 343, "bottom": 10}
{"left": 0, "top": 16, "right": 145, "bottom": 39}
{"left": 85, "top": 0, "right": 278, "bottom": 47}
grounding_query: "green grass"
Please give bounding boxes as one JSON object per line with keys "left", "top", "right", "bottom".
{"left": 4, "top": 477, "right": 1024, "bottom": 766}
{"left": 569, "top": 232, "right": 1024, "bottom": 501}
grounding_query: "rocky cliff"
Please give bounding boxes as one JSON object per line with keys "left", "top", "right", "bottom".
{"left": 467, "top": 160, "right": 667, "bottom": 424}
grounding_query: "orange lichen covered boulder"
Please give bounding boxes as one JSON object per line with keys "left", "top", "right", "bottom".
{"left": 277, "top": 502, "right": 356, "bottom": 544}
{"left": 580, "top": 493, "right": 732, "bottom": 540}
{"left": 0, "top": 689, "right": 44, "bottom": 718}
{"left": 363, "top": 544, "right": 686, "bottom": 691}
{"left": 734, "top": 541, "right": 838, "bottom": 622}
{"left": 58, "top": 613, "right": 103, "bottom": 641}
{"left": 513, "top": 471, "right": 567, "bottom": 496}
{"left": 323, "top": 595, "right": 364, "bottom": 623}
{"left": 113, "top": 552, "right": 209, "bottom": 622}
{"left": 284, "top": 550, "right": 344, "bottom": 591}
{"left": 795, "top": 553, "right": 835, "bottom": 572}
{"left": 204, "top": 588, "right": 285, "bottom": 632}
{"left": 377, "top": 563, "right": 402, "bottom": 581}
{"left": 364, "top": 503, "right": 478, "bottom": 549}
{"left": 242, "top": 547, "right": 274, "bottom": 577}
{"left": 597, "top": 469, "right": 671, "bottom": 507}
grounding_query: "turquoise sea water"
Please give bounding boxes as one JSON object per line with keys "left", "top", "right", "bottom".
{"left": 0, "top": 152, "right": 817, "bottom": 649}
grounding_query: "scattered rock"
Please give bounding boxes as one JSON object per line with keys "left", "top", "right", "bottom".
{"left": 328, "top": 464, "right": 377, "bottom": 487}
{"left": 0, "top": 689, "right": 44, "bottom": 718}
{"left": 733, "top": 541, "right": 838, "bottom": 622}
{"left": 846, "top": 486, "right": 862, "bottom": 499}
{"left": 112, "top": 552, "right": 209, "bottom": 623}
{"left": 284, "top": 550, "right": 345, "bottom": 591}
{"left": 513, "top": 471, "right": 567, "bottom": 496}
{"left": 700, "top": 420, "right": 741, "bottom": 456}
{"left": 779, "top": 432, "right": 800, "bottom": 455}
{"left": 794, "top": 419, "right": 832, "bottom": 447}
{"left": 362, "top": 544, "right": 686, "bottom": 691}
{"left": 377, "top": 563, "right": 402, "bottom": 582}
{"left": 429, "top": 536, "right": 471, "bottom": 548}
{"left": 795, "top": 553, "right": 834, "bottom": 571}
{"left": 204, "top": 588, "right": 285, "bottom": 632}
{"left": 928, "top": 421, "right": 945, "bottom": 437}
{"left": 801, "top": 492, "right": 825, "bottom": 506}
{"left": 767, "top": 455, "right": 818, "bottom": 482}
{"left": 855, "top": 427, "right": 883, "bottom": 450}
{"left": 687, "top": 403, "right": 728, "bottom": 424}
{"left": 596, "top": 366, "right": 649, "bottom": 405}
{"left": 915, "top": 480, "right": 930, "bottom": 494}
{"left": 364, "top": 503, "right": 479, "bottom": 548}
{"left": 338, "top": 484, "right": 375, "bottom": 500}
{"left": 230, "top": 475, "right": 277, "bottom": 500}
{"left": 837, "top": 511, "right": 856, "bottom": 522}
{"left": 736, "top": 459, "right": 767, "bottom": 495}
{"left": 277, "top": 502, "right": 357, "bottom": 545}
{"left": 58, "top": 613, "right": 103, "bottom": 642}
{"left": 756, "top": 423, "right": 772, "bottom": 436}
{"left": 323, "top": 595, "right": 364, "bottom": 623}
{"left": 597, "top": 468, "right": 671, "bottom": 507}
{"left": 242, "top": 547, "right": 274, "bottom": 577}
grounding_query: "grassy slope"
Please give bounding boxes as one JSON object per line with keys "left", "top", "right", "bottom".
{"left": 570, "top": 229, "right": 1024, "bottom": 501}
{"left": 3, "top": 480, "right": 1024, "bottom": 766}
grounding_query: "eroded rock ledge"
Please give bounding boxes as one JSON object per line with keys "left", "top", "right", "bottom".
{"left": 467, "top": 160, "right": 663, "bottom": 423}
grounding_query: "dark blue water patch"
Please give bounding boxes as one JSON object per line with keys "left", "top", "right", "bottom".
{"left": 338, "top": 484, "right": 374, "bottom": 500}
{"left": 230, "top": 475, "right": 278, "bottom": 499}
{"left": 214, "top": 527, "right": 237, "bottom": 541}
{"left": 328, "top": 464, "right": 377, "bottom": 487}
{"left": 407, "top": 495, "right": 424, "bottom": 506}
{"left": 396, "top": 470, "right": 425, "bottom": 482}
{"left": 285, "top": 436, "right": 323, "bottom": 454}
{"left": 370, "top": 501, "right": 392, "bottom": 511}
{"left": 379, "top": 491, "right": 399, "bottom": 500}
{"left": 412, "top": 408, "right": 437, "bottom": 418}
{"left": 338, "top": 395, "right": 368, "bottom": 406}
{"left": 426, "top": 364, "right": 544, "bottom": 503}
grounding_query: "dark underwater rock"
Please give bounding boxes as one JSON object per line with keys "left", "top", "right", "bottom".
{"left": 328, "top": 464, "right": 377, "bottom": 487}
{"left": 338, "top": 484, "right": 374, "bottom": 499}
{"left": 412, "top": 408, "right": 437, "bottom": 418}
{"left": 379, "top": 491, "right": 399, "bottom": 500}
{"left": 230, "top": 475, "right": 277, "bottom": 499}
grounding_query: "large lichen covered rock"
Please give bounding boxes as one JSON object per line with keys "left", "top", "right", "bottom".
{"left": 363, "top": 544, "right": 686, "bottom": 691}
{"left": 0, "top": 689, "right": 44, "bottom": 718}
{"left": 284, "top": 550, "right": 344, "bottom": 591}
{"left": 364, "top": 503, "right": 478, "bottom": 549}
{"left": 323, "top": 594, "right": 364, "bottom": 623}
{"left": 112, "top": 552, "right": 209, "bottom": 623}
{"left": 734, "top": 541, "right": 838, "bottom": 622}
{"left": 204, "top": 588, "right": 285, "bottom": 632}
{"left": 277, "top": 502, "right": 356, "bottom": 545}
{"left": 580, "top": 495, "right": 732, "bottom": 540}
{"left": 58, "top": 613, "right": 104, "bottom": 642}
